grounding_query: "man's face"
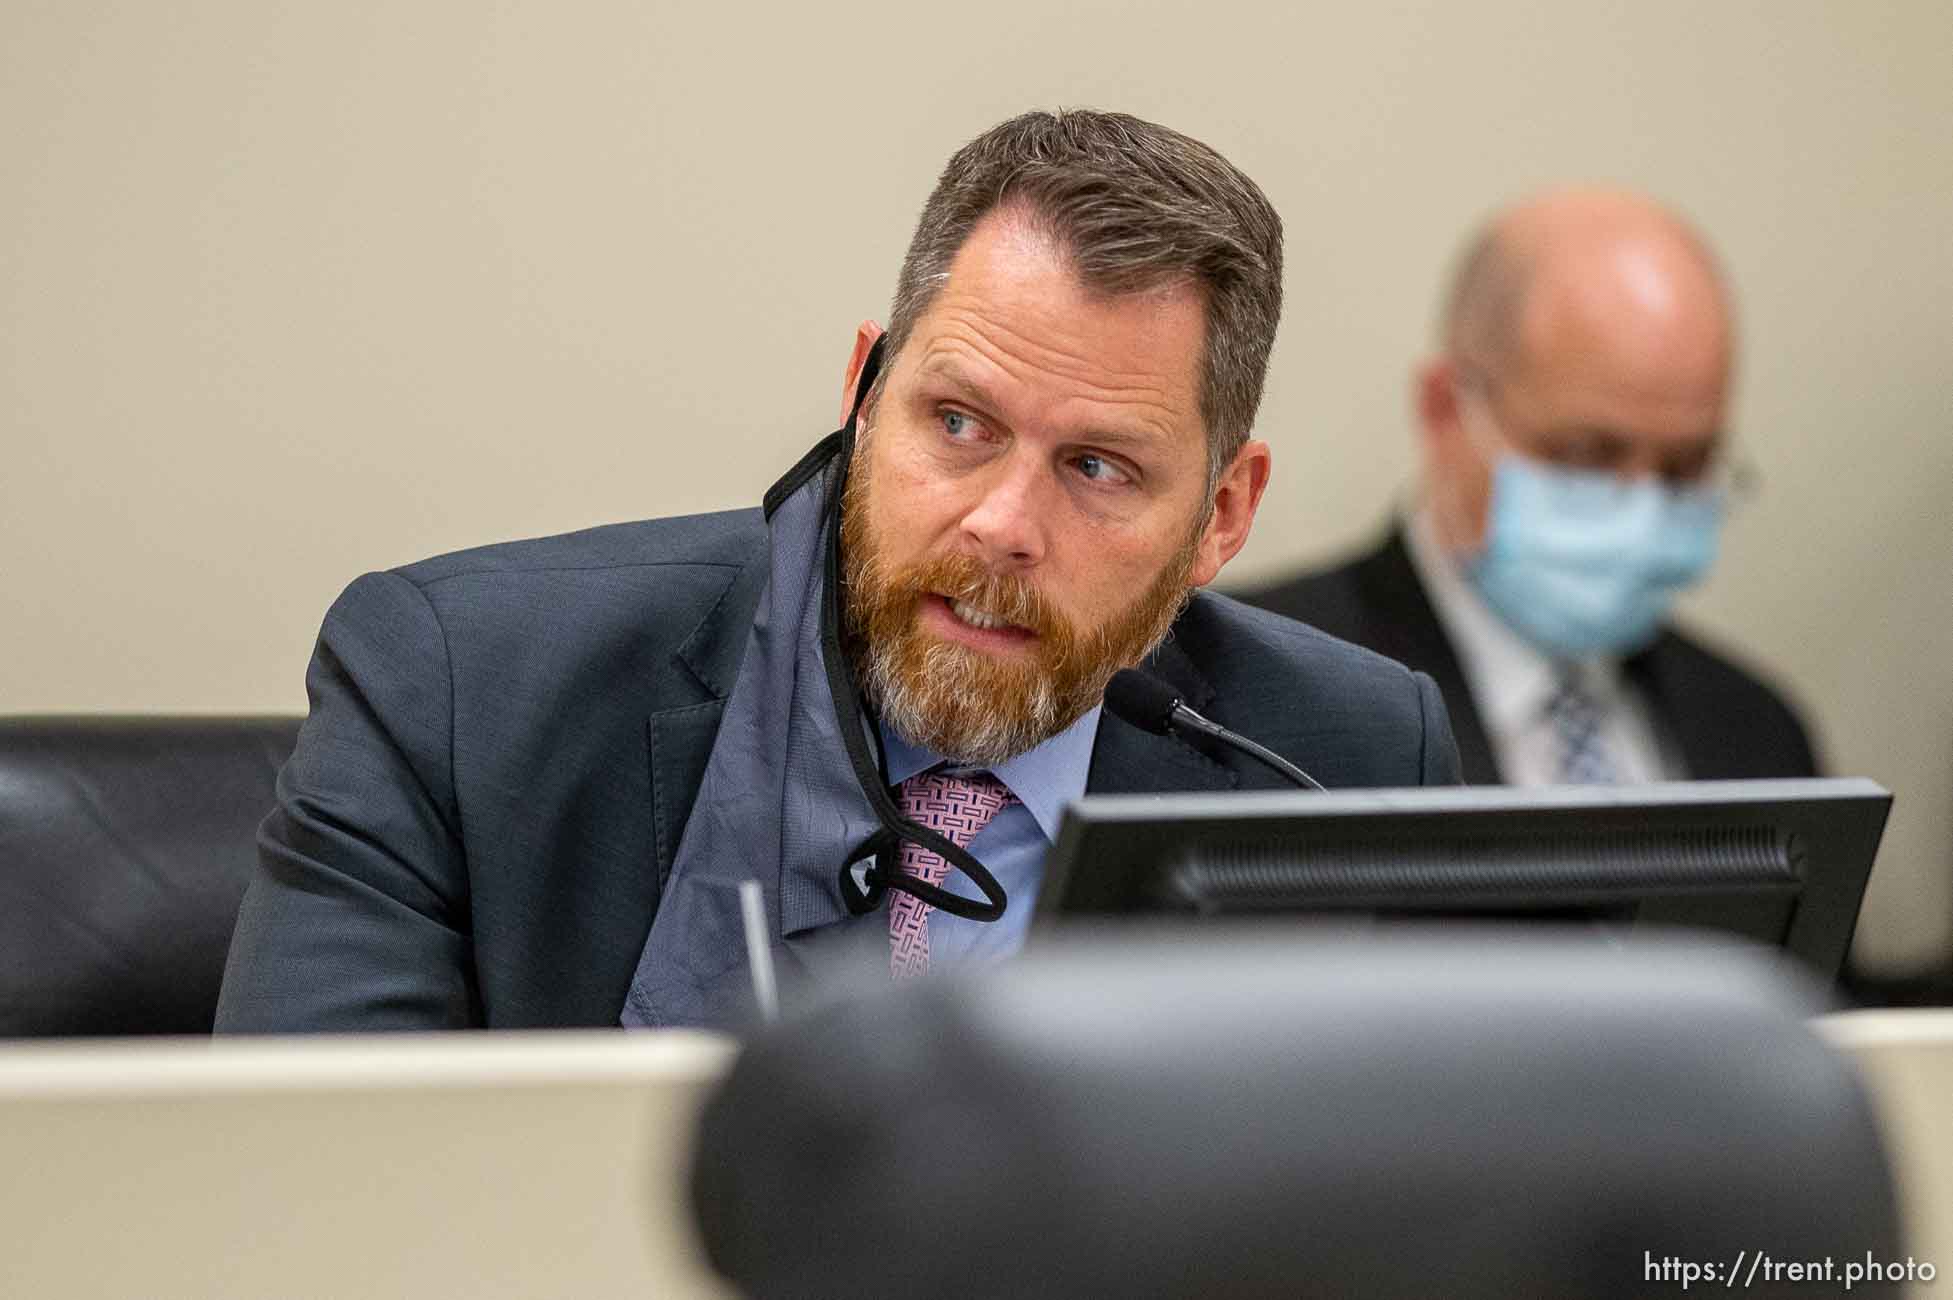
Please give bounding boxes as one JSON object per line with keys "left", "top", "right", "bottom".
{"left": 840, "top": 210, "right": 1258, "bottom": 765}
{"left": 1425, "top": 252, "right": 1733, "bottom": 551}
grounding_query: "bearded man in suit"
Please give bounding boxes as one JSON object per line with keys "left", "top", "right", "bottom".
{"left": 217, "top": 110, "right": 1461, "bottom": 1033}
{"left": 1240, "top": 189, "right": 1816, "bottom": 788}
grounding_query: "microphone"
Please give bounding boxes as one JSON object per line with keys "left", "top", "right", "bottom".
{"left": 1104, "top": 668, "right": 1327, "bottom": 792}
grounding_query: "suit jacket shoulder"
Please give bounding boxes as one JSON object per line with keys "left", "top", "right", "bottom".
{"left": 392, "top": 508, "right": 766, "bottom": 712}
{"left": 1630, "top": 623, "right": 1821, "bottom": 779}
{"left": 399, "top": 508, "right": 765, "bottom": 584}
{"left": 1088, "top": 589, "right": 1464, "bottom": 793}
{"left": 219, "top": 509, "right": 769, "bottom": 1033}
{"left": 1233, "top": 524, "right": 1819, "bottom": 782}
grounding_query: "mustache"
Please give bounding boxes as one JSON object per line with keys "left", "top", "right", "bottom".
{"left": 880, "top": 552, "right": 1067, "bottom": 642}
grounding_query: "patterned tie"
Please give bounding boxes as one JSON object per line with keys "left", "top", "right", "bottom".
{"left": 1544, "top": 669, "right": 1620, "bottom": 784}
{"left": 887, "top": 769, "right": 1016, "bottom": 979}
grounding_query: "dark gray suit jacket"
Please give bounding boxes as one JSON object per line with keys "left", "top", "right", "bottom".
{"left": 216, "top": 508, "right": 1462, "bottom": 1031}
{"left": 1235, "top": 526, "right": 1819, "bottom": 786}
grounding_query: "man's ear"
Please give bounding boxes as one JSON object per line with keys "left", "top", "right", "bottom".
{"left": 1415, "top": 355, "right": 1463, "bottom": 450}
{"left": 1188, "top": 438, "right": 1273, "bottom": 588}
{"left": 1416, "top": 353, "right": 1494, "bottom": 552}
{"left": 840, "top": 321, "right": 886, "bottom": 425}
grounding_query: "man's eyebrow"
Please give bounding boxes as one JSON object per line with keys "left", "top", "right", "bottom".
{"left": 1536, "top": 426, "right": 1638, "bottom": 457}
{"left": 912, "top": 359, "right": 1170, "bottom": 450}
{"left": 1542, "top": 423, "right": 1633, "bottom": 443}
{"left": 914, "top": 360, "right": 1003, "bottom": 414}
{"left": 1545, "top": 424, "right": 1725, "bottom": 454}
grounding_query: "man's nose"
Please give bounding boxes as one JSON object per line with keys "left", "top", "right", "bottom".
{"left": 957, "top": 455, "right": 1051, "bottom": 570}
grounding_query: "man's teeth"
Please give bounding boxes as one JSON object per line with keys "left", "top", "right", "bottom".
{"left": 949, "top": 598, "right": 1012, "bottom": 632}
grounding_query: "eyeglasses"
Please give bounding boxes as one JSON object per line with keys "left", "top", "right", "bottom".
{"left": 1455, "top": 375, "right": 1761, "bottom": 508}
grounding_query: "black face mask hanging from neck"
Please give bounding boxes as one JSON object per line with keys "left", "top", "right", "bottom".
{"left": 762, "top": 335, "right": 1010, "bottom": 925}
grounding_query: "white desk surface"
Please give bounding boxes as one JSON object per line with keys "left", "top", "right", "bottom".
{"left": 0, "top": 1030, "right": 739, "bottom": 1300}
{"left": 5, "top": 1012, "right": 1951, "bottom": 1300}
{"left": 1819, "top": 1008, "right": 1953, "bottom": 1288}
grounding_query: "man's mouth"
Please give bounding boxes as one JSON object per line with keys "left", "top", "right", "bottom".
{"left": 947, "top": 597, "right": 1018, "bottom": 633}
{"left": 923, "top": 592, "right": 1037, "bottom": 644}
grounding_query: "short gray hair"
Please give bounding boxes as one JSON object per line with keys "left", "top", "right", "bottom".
{"left": 881, "top": 109, "right": 1284, "bottom": 485}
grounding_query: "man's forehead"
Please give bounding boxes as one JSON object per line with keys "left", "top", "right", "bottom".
{"left": 938, "top": 212, "right": 1204, "bottom": 331}
{"left": 1508, "top": 347, "right": 1728, "bottom": 433}
{"left": 1514, "top": 239, "right": 1732, "bottom": 392}
{"left": 903, "top": 213, "right": 1208, "bottom": 429}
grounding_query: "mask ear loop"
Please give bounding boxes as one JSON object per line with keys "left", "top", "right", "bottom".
{"left": 810, "top": 337, "right": 1010, "bottom": 922}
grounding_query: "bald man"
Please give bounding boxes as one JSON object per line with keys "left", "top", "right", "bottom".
{"left": 1239, "top": 189, "right": 1817, "bottom": 785}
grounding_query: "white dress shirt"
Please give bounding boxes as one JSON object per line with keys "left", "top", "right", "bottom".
{"left": 1403, "top": 506, "right": 1685, "bottom": 785}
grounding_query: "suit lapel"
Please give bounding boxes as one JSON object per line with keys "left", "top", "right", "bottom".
{"left": 646, "top": 701, "right": 728, "bottom": 891}
{"left": 1625, "top": 635, "right": 1715, "bottom": 779}
{"left": 1085, "top": 635, "right": 1239, "bottom": 795}
{"left": 646, "top": 553, "right": 768, "bottom": 886}
{"left": 1355, "top": 529, "right": 1502, "bottom": 784}
{"left": 673, "top": 554, "right": 768, "bottom": 701}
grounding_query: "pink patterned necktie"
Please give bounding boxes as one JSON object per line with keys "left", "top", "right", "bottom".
{"left": 888, "top": 769, "right": 1016, "bottom": 979}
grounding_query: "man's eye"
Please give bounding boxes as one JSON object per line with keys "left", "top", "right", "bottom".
{"left": 1663, "top": 453, "right": 1714, "bottom": 486}
{"left": 1554, "top": 435, "right": 1632, "bottom": 472}
{"left": 941, "top": 410, "right": 976, "bottom": 440}
{"left": 1075, "top": 454, "right": 1132, "bottom": 486}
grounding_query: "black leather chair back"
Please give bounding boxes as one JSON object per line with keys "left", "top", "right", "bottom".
{"left": 693, "top": 928, "right": 1902, "bottom": 1299}
{"left": 0, "top": 716, "right": 300, "bottom": 1036}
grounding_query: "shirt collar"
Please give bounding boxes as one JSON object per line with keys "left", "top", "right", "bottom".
{"left": 879, "top": 704, "right": 1102, "bottom": 845}
{"left": 1404, "top": 503, "right": 1625, "bottom": 731}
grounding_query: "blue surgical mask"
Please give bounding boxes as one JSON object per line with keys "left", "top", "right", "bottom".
{"left": 1467, "top": 455, "right": 1725, "bottom": 658}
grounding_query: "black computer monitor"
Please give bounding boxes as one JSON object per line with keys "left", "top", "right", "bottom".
{"left": 1033, "top": 778, "right": 1891, "bottom": 980}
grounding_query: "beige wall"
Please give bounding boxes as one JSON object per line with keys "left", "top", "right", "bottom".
{"left": 3, "top": 2, "right": 1948, "bottom": 972}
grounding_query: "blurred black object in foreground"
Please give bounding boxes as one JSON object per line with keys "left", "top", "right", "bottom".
{"left": 692, "top": 928, "right": 1900, "bottom": 1299}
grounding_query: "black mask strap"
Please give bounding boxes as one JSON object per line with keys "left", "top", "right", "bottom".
{"left": 813, "top": 340, "right": 1008, "bottom": 922}
{"left": 757, "top": 333, "right": 1008, "bottom": 923}
{"left": 763, "top": 335, "right": 885, "bottom": 519}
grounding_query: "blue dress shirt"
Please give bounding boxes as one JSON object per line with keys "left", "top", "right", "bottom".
{"left": 878, "top": 705, "right": 1102, "bottom": 965}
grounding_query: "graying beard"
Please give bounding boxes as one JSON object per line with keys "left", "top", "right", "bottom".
{"left": 861, "top": 638, "right": 1064, "bottom": 768}
{"left": 860, "top": 603, "right": 1187, "bottom": 767}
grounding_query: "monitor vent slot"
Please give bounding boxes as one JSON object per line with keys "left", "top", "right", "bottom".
{"left": 1166, "top": 825, "right": 1800, "bottom": 912}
